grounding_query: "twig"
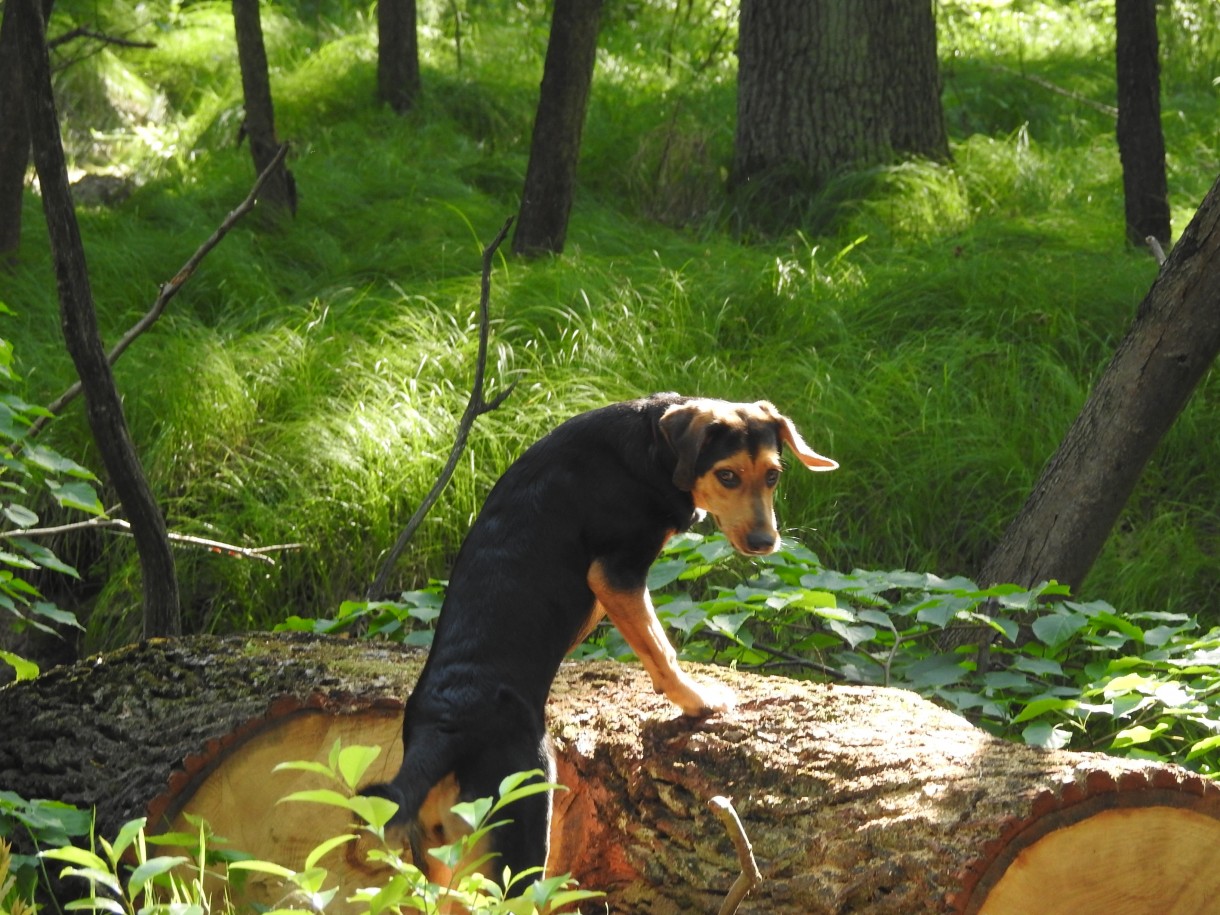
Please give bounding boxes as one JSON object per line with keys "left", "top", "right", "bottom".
{"left": 987, "top": 63, "right": 1118, "bottom": 118}
{"left": 709, "top": 796, "right": 762, "bottom": 915}
{"left": 24, "top": 143, "right": 291, "bottom": 442}
{"left": 367, "top": 217, "right": 518, "bottom": 599}
{"left": 1, "top": 515, "right": 303, "bottom": 565}
{"left": 1145, "top": 235, "right": 1168, "bottom": 265}
{"left": 48, "top": 27, "right": 156, "bottom": 50}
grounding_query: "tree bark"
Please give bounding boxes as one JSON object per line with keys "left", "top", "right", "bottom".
{"left": 2, "top": 633, "right": 1218, "bottom": 914}
{"left": 731, "top": 0, "right": 948, "bottom": 218}
{"left": 0, "top": 0, "right": 52, "bottom": 263}
{"left": 1115, "top": 0, "right": 1170, "bottom": 248}
{"left": 977, "top": 169, "right": 1220, "bottom": 595}
{"left": 512, "top": 0, "right": 604, "bottom": 257}
{"left": 376, "top": 0, "right": 419, "bottom": 114}
{"left": 232, "top": 0, "right": 295, "bottom": 214}
{"left": 14, "top": 0, "right": 181, "bottom": 637}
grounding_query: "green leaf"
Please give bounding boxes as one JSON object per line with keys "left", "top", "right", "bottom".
{"left": 10, "top": 538, "right": 81, "bottom": 577}
{"left": 31, "top": 601, "right": 84, "bottom": 629}
{"left": 450, "top": 797, "right": 493, "bottom": 831}
{"left": 0, "top": 649, "right": 38, "bottom": 680}
{"left": 272, "top": 760, "right": 337, "bottom": 779}
{"left": 346, "top": 794, "right": 399, "bottom": 830}
{"left": 3, "top": 503, "right": 38, "bottom": 527}
{"left": 336, "top": 744, "right": 382, "bottom": 791}
{"left": 304, "top": 834, "right": 357, "bottom": 870}
{"left": 128, "top": 855, "right": 190, "bottom": 898}
{"left": 40, "top": 846, "right": 110, "bottom": 872}
{"left": 1186, "top": 735, "right": 1220, "bottom": 761}
{"left": 47, "top": 479, "right": 104, "bottom": 515}
{"left": 227, "top": 859, "right": 297, "bottom": 879}
{"left": 1022, "top": 721, "right": 1072, "bottom": 749}
{"left": 277, "top": 788, "right": 353, "bottom": 809}
{"left": 1031, "top": 610, "right": 1088, "bottom": 647}
{"left": 110, "top": 817, "right": 148, "bottom": 864}
{"left": 1111, "top": 722, "right": 1170, "bottom": 749}
{"left": 1013, "top": 696, "right": 1077, "bottom": 723}
{"left": 23, "top": 444, "right": 96, "bottom": 479}
{"left": 902, "top": 654, "right": 968, "bottom": 689}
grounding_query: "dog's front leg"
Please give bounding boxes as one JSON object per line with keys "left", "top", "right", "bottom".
{"left": 588, "top": 560, "right": 733, "bottom": 717}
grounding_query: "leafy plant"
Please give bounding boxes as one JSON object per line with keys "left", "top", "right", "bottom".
{"left": 577, "top": 532, "right": 1220, "bottom": 775}
{"left": 0, "top": 325, "right": 105, "bottom": 680}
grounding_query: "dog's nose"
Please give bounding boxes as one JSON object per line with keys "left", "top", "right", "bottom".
{"left": 745, "top": 530, "right": 777, "bottom": 553}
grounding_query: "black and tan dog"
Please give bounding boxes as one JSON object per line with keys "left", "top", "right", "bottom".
{"left": 365, "top": 393, "right": 837, "bottom": 890}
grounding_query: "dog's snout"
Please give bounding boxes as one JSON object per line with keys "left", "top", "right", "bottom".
{"left": 745, "top": 530, "right": 777, "bottom": 554}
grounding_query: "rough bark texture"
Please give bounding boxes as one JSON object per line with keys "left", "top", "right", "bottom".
{"left": 0, "top": 0, "right": 31, "bottom": 262}
{"left": 15, "top": 0, "right": 181, "bottom": 638}
{"left": 512, "top": 0, "right": 603, "bottom": 256}
{"left": 1115, "top": 0, "right": 1170, "bottom": 247}
{"left": 3, "top": 633, "right": 1218, "bottom": 914}
{"left": 731, "top": 0, "right": 948, "bottom": 199}
{"left": 232, "top": 0, "right": 295, "bottom": 214}
{"left": 977, "top": 169, "right": 1220, "bottom": 594}
{"left": 377, "top": 0, "right": 420, "bottom": 113}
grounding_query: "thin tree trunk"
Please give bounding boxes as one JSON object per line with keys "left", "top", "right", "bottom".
{"left": 2, "top": 633, "right": 1219, "bottom": 914}
{"left": 512, "top": 0, "right": 604, "bottom": 257}
{"left": 14, "top": 0, "right": 180, "bottom": 637}
{"left": 1115, "top": 0, "right": 1170, "bottom": 247}
{"left": 377, "top": 0, "right": 419, "bottom": 113}
{"left": 0, "top": 0, "right": 49, "bottom": 262}
{"left": 232, "top": 0, "right": 294, "bottom": 214}
{"left": 731, "top": 0, "right": 947, "bottom": 204}
{"left": 977, "top": 169, "right": 1220, "bottom": 594}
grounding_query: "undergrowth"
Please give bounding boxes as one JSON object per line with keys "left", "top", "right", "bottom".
{"left": 0, "top": 0, "right": 1216, "bottom": 646}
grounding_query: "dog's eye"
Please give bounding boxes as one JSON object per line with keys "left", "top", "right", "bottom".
{"left": 765, "top": 469, "right": 780, "bottom": 488}
{"left": 715, "top": 469, "right": 740, "bottom": 489}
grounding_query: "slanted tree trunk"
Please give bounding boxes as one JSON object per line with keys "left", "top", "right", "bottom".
{"left": 511, "top": 0, "right": 604, "bottom": 257}
{"left": 1115, "top": 0, "right": 1170, "bottom": 248}
{"left": 977, "top": 169, "right": 1220, "bottom": 596}
{"left": 14, "top": 0, "right": 180, "bottom": 637}
{"left": 377, "top": 0, "right": 419, "bottom": 113}
{"left": 232, "top": 0, "right": 295, "bottom": 214}
{"left": 731, "top": 0, "right": 948, "bottom": 217}
{"left": 2, "top": 633, "right": 1219, "bottom": 914}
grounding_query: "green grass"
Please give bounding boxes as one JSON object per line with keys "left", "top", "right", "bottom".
{"left": 3, "top": 0, "right": 1218, "bottom": 646}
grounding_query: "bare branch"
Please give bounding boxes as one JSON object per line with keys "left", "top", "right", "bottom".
{"left": 48, "top": 27, "right": 156, "bottom": 50}
{"left": 710, "top": 795, "right": 762, "bottom": 915}
{"left": 25, "top": 143, "right": 291, "bottom": 440}
{"left": 1145, "top": 234, "right": 1168, "bottom": 265}
{"left": 1, "top": 515, "right": 303, "bottom": 565}
{"left": 367, "top": 216, "right": 517, "bottom": 600}
{"left": 987, "top": 63, "right": 1118, "bottom": 118}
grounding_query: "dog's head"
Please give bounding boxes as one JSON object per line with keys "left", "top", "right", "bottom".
{"left": 659, "top": 398, "right": 837, "bottom": 555}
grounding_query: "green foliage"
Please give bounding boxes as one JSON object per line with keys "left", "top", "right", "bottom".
{"left": 575, "top": 533, "right": 1220, "bottom": 774}
{"left": 4, "top": 0, "right": 1218, "bottom": 643}
{"left": 0, "top": 792, "right": 94, "bottom": 904}
{"left": 0, "top": 327, "right": 105, "bottom": 679}
{"left": 35, "top": 744, "right": 597, "bottom": 915}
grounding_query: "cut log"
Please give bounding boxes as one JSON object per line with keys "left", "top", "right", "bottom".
{"left": 1, "top": 633, "right": 1218, "bottom": 914}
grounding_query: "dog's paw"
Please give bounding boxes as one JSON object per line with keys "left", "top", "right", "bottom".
{"left": 671, "top": 675, "right": 735, "bottom": 719}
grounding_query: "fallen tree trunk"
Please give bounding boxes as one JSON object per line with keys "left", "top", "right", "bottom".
{"left": 1, "top": 633, "right": 1218, "bottom": 914}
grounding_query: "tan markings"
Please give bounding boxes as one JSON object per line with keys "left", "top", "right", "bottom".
{"left": 588, "top": 560, "right": 732, "bottom": 717}
{"left": 689, "top": 445, "right": 783, "bottom": 556}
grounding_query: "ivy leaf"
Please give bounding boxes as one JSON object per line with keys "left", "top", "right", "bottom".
{"left": 1031, "top": 610, "right": 1089, "bottom": 648}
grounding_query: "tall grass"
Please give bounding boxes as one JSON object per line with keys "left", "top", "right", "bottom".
{"left": 4, "top": 0, "right": 1217, "bottom": 645}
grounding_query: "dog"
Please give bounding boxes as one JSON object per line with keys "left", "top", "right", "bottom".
{"left": 364, "top": 393, "right": 837, "bottom": 892}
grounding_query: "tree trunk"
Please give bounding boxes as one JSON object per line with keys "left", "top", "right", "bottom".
{"left": 2, "top": 633, "right": 1218, "bottom": 914}
{"left": 0, "top": 0, "right": 50, "bottom": 263}
{"left": 511, "top": 0, "right": 604, "bottom": 257}
{"left": 1115, "top": 0, "right": 1170, "bottom": 248}
{"left": 977, "top": 169, "right": 1220, "bottom": 595}
{"left": 731, "top": 0, "right": 948, "bottom": 218}
{"left": 232, "top": 0, "right": 295, "bottom": 214}
{"left": 14, "top": 0, "right": 181, "bottom": 638}
{"left": 377, "top": 0, "right": 419, "bottom": 113}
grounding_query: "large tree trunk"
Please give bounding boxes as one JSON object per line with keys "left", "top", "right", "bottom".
{"left": 731, "top": 0, "right": 948, "bottom": 211}
{"left": 512, "top": 0, "right": 604, "bottom": 257}
{"left": 977, "top": 168, "right": 1220, "bottom": 595}
{"left": 14, "top": 0, "right": 181, "bottom": 638}
{"left": 0, "top": 0, "right": 51, "bottom": 262}
{"left": 1115, "top": 0, "right": 1170, "bottom": 247}
{"left": 2, "top": 633, "right": 1218, "bottom": 914}
{"left": 232, "top": 0, "right": 295, "bottom": 214}
{"left": 377, "top": 0, "right": 420, "bottom": 113}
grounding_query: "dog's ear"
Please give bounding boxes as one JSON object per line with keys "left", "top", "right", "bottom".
{"left": 758, "top": 402, "right": 838, "bottom": 472}
{"left": 659, "top": 402, "right": 716, "bottom": 491}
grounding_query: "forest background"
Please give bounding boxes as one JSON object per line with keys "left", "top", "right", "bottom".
{"left": 2, "top": 0, "right": 1220, "bottom": 755}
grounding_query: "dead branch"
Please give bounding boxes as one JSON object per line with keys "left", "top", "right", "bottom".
{"left": 0, "top": 515, "right": 303, "bottom": 565}
{"left": 48, "top": 27, "right": 155, "bottom": 51}
{"left": 1145, "top": 234, "right": 1168, "bottom": 265}
{"left": 23, "top": 143, "right": 291, "bottom": 442}
{"left": 987, "top": 63, "right": 1118, "bottom": 118}
{"left": 710, "top": 795, "right": 762, "bottom": 915}
{"left": 367, "top": 216, "right": 518, "bottom": 600}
